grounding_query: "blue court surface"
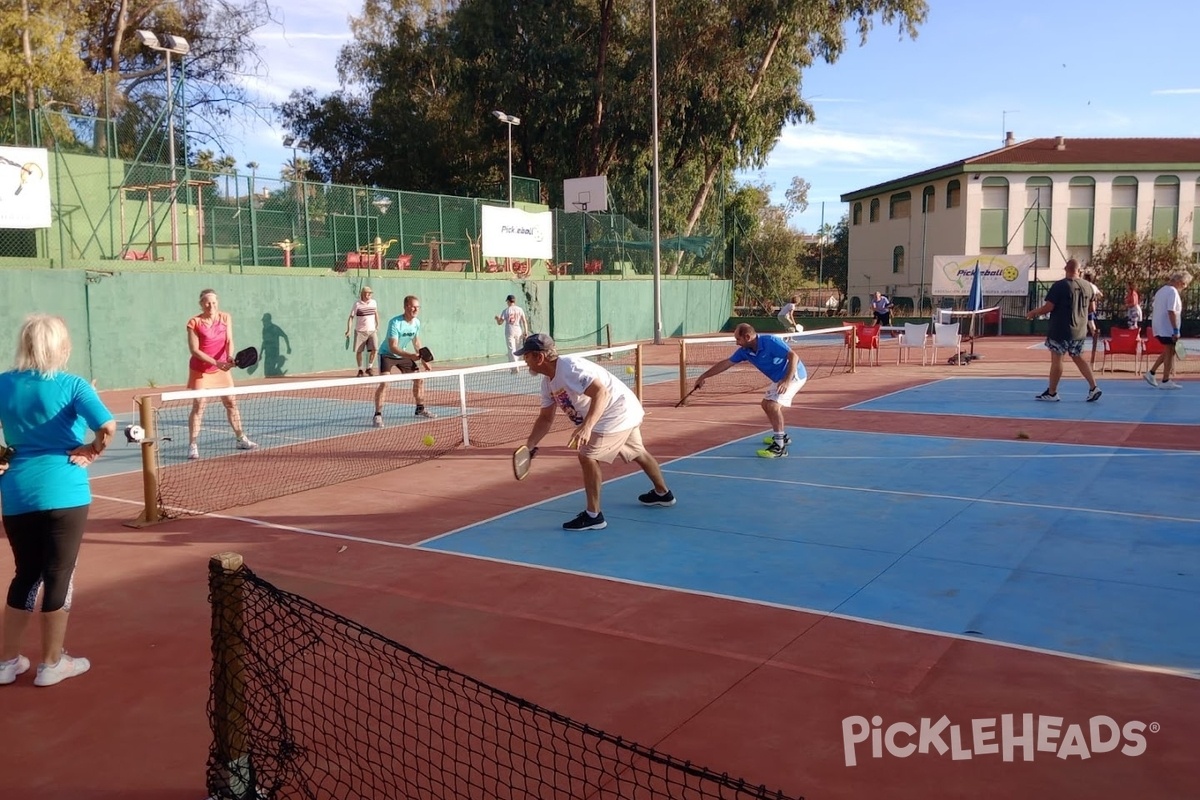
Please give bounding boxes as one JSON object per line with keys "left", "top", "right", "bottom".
{"left": 420, "top": 428, "right": 1200, "bottom": 676}
{"left": 851, "top": 376, "right": 1200, "bottom": 425}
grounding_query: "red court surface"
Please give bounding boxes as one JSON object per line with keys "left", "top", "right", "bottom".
{"left": 2, "top": 336, "right": 1198, "bottom": 800}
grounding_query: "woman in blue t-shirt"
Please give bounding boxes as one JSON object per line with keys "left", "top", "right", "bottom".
{"left": 0, "top": 315, "right": 115, "bottom": 687}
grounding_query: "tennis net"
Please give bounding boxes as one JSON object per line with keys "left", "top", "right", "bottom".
{"left": 677, "top": 326, "right": 853, "bottom": 404}
{"left": 136, "top": 345, "right": 639, "bottom": 520}
{"left": 208, "top": 553, "right": 804, "bottom": 800}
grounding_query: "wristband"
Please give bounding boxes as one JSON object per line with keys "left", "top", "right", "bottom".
{"left": 1173, "top": 328, "right": 1180, "bottom": 336}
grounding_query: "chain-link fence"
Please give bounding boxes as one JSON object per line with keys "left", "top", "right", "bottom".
{"left": 1, "top": 101, "right": 724, "bottom": 278}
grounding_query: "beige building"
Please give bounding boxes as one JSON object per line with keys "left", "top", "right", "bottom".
{"left": 839, "top": 136, "right": 1200, "bottom": 315}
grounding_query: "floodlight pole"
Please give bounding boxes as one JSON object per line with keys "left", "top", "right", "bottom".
{"left": 650, "top": 0, "right": 664, "bottom": 345}
{"left": 137, "top": 31, "right": 190, "bottom": 261}
{"left": 492, "top": 111, "right": 520, "bottom": 207}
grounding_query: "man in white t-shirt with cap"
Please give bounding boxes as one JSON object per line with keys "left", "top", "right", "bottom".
{"left": 495, "top": 294, "right": 529, "bottom": 370}
{"left": 516, "top": 333, "right": 675, "bottom": 531}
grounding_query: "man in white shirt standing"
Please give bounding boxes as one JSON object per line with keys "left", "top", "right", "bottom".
{"left": 1144, "top": 272, "right": 1192, "bottom": 389}
{"left": 495, "top": 294, "right": 529, "bottom": 369}
{"left": 345, "top": 286, "right": 379, "bottom": 376}
{"left": 517, "top": 334, "right": 674, "bottom": 531}
{"left": 776, "top": 295, "right": 801, "bottom": 332}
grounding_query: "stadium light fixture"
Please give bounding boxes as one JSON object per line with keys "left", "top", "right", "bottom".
{"left": 492, "top": 110, "right": 520, "bottom": 207}
{"left": 137, "top": 30, "right": 190, "bottom": 261}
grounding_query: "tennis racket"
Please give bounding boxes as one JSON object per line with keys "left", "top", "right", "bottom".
{"left": 1175, "top": 339, "right": 1188, "bottom": 360}
{"left": 418, "top": 346, "right": 435, "bottom": 363}
{"left": 675, "top": 384, "right": 701, "bottom": 408}
{"left": 233, "top": 346, "right": 259, "bottom": 369}
{"left": 512, "top": 445, "right": 538, "bottom": 480}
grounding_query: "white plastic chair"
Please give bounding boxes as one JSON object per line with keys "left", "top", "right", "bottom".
{"left": 932, "top": 321, "right": 962, "bottom": 365}
{"left": 898, "top": 322, "right": 932, "bottom": 364}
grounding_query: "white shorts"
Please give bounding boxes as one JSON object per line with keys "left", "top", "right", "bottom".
{"left": 764, "top": 375, "right": 806, "bottom": 407}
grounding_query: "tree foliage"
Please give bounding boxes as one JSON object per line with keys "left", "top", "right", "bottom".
{"left": 280, "top": 0, "right": 927, "bottom": 272}
{"left": 1087, "top": 232, "right": 1199, "bottom": 320}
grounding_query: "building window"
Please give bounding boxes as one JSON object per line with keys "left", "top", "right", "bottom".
{"left": 869, "top": 198, "right": 880, "bottom": 223}
{"left": 1024, "top": 177, "right": 1052, "bottom": 249}
{"left": 922, "top": 186, "right": 935, "bottom": 214}
{"left": 1153, "top": 176, "right": 1179, "bottom": 240}
{"left": 946, "top": 180, "right": 961, "bottom": 209}
{"left": 853, "top": 202, "right": 862, "bottom": 225}
{"left": 892, "top": 246, "right": 905, "bottom": 273}
{"left": 1067, "top": 177, "right": 1095, "bottom": 249}
{"left": 889, "top": 191, "right": 911, "bottom": 219}
{"left": 1110, "top": 176, "right": 1137, "bottom": 238}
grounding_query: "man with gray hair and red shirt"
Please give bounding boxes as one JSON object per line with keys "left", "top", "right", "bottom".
{"left": 1025, "top": 258, "right": 1102, "bottom": 403}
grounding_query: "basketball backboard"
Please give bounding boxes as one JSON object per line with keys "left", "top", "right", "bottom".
{"left": 563, "top": 175, "right": 609, "bottom": 213}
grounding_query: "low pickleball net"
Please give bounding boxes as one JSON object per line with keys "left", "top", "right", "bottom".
{"left": 208, "top": 554, "right": 804, "bottom": 800}
{"left": 677, "top": 327, "right": 852, "bottom": 404}
{"left": 140, "top": 345, "right": 638, "bottom": 519}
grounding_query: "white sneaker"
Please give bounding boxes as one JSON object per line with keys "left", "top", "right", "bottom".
{"left": 1143, "top": 371, "right": 1158, "bottom": 387}
{"left": 235, "top": 437, "right": 258, "bottom": 450}
{"left": 187, "top": 443, "right": 200, "bottom": 460}
{"left": 0, "top": 654, "right": 30, "bottom": 685}
{"left": 372, "top": 412, "right": 384, "bottom": 428}
{"left": 1159, "top": 380, "right": 1183, "bottom": 390}
{"left": 34, "top": 653, "right": 90, "bottom": 687}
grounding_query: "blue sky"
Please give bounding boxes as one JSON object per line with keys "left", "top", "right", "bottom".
{"left": 235, "top": 1, "right": 1200, "bottom": 233}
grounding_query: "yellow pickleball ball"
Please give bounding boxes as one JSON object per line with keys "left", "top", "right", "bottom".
{"left": 422, "top": 435, "right": 435, "bottom": 447}
{"left": 625, "top": 366, "right": 635, "bottom": 374}
{"left": 1002, "top": 265, "right": 1018, "bottom": 282}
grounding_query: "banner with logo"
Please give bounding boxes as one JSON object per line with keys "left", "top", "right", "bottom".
{"left": 0, "top": 146, "right": 51, "bottom": 229}
{"left": 932, "top": 254, "right": 1033, "bottom": 296}
{"left": 481, "top": 205, "right": 553, "bottom": 260}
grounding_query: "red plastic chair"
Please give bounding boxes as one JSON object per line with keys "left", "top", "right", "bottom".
{"left": 854, "top": 324, "right": 882, "bottom": 366}
{"left": 1143, "top": 327, "right": 1166, "bottom": 361}
{"left": 1100, "top": 327, "right": 1142, "bottom": 373}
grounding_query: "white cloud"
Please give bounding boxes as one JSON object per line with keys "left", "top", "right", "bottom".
{"left": 1151, "top": 88, "right": 1200, "bottom": 95}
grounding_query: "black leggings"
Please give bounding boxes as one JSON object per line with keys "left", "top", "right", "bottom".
{"left": 4, "top": 504, "right": 89, "bottom": 613}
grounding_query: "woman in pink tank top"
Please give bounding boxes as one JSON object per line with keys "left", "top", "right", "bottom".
{"left": 185, "top": 289, "right": 257, "bottom": 460}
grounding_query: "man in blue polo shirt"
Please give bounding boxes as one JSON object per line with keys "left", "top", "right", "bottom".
{"left": 690, "top": 323, "right": 807, "bottom": 458}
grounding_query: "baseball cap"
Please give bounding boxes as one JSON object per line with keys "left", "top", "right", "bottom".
{"left": 514, "top": 333, "right": 555, "bottom": 355}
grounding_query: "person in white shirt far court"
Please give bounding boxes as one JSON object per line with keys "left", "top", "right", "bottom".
{"left": 1144, "top": 272, "right": 1192, "bottom": 389}
{"left": 346, "top": 286, "right": 379, "bottom": 376}
{"left": 496, "top": 294, "right": 529, "bottom": 368}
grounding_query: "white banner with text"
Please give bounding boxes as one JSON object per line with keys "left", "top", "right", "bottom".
{"left": 0, "top": 146, "right": 51, "bottom": 229}
{"left": 481, "top": 205, "right": 553, "bottom": 260}
{"left": 932, "top": 254, "right": 1034, "bottom": 296}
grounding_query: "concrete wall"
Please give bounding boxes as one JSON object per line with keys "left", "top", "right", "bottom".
{"left": 0, "top": 268, "right": 731, "bottom": 389}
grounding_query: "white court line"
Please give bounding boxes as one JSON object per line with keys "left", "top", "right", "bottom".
{"left": 89, "top": 492, "right": 1200, "bottom": 681}
{"left": 661, "top": 469, "right": 1200, "bottom": 525}
{"left": 684, "top": 450, "right": 1200, "bottom": 461}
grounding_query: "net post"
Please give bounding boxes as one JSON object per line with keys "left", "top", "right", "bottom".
{"left": 208, "top": 552, "right": 255, "bottom": 800}
{"left": 604, "top": 323, "right": 611, "bottom": 350}
{"left": 458, "top": 372, "right": 471, "bottom": 447}
{"left": 678, "top": 339, "right": 688, "bottom": 403}
{"left": 128, "top": 395, "right": 161, "bottom": 526}
{"left": 635, "top": 344, "right": 644, "bottom": 400}
{"left": 849, "top": 328, "right": 858, "bottom": 373}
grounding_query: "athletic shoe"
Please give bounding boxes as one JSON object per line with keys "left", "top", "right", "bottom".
{"left": 357, "top": 369, "right": 364, "bottom": 377}
{"left": 761, "top": 434, "right": 792, "bottom": 446}
{"left": 236, "top": 437, "right": 258, "bottom": 451}
{"left": 1035, "top": 390, "right": 1059, "bottom": 402}
{"left": 187, "top": 443, "right": 200, "bottom": 460}
{"left": 1159, "top": 380, "right": 1183, "bottom": 390}
{"left": 372, "top": 412, "right": 384, "bottom": 428}
{"left": 756, "top": 441, "right": 788, "bottom": 459}
{"left": 562, "top": 511, "right": 607, "bottom": 531}
{"left": 0, "top": 655, "right": 30, "bottom": 685}
{"left": 365, "top": 368, "right": 374, "bottom": 377}
{"left": 33, "top": 653, "right": 90, "bottom": 687}
{"left": 1143, "top": 371, "right": 1158, "bottom": 387}
{"left": 1086, "top": 386, "right": 1102, "bottom": 402}
{"left": 415, "top": 407, "right": 437, "bottom": 419}
{"left": 638, "top": 489, "right": 676, "bottom": 507}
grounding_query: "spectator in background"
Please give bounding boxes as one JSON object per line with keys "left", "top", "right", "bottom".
{"left": 346, "top": 286, "right": 379, "bottom": 376}
{"left": 0, "top": 314, "right": 116, "bottom": 687}
{"left": 1083, "top": 271, "right": 1104, "bottom": 335}
{"left": 871, "top": 292, "right": 892, "bottom": 327}
{"left": 495, "top": 294, "right": 529, "bottom": 370}
{"left": 1125, "top": 281, "right": 1142, "bottom": 330}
